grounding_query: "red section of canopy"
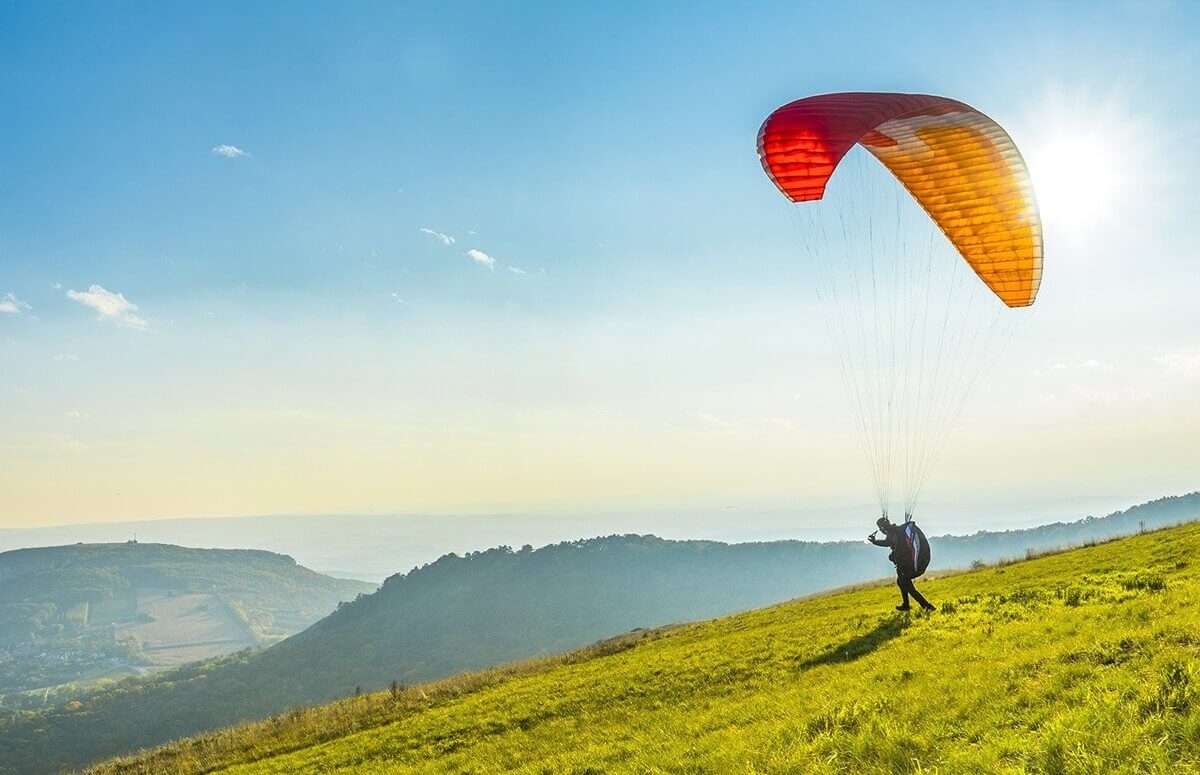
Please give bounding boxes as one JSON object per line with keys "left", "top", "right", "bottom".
{"left": 757, "top": 92, "right": 971, "bottom": 202}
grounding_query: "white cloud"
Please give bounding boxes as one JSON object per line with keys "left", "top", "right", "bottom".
{"left": 507, "top": 266, "right": 526, "bottom": 275}
{"left": 66, "top": 285, "right": 134, "bottom": 317}
{"left": 466, "top": 249, "right": 496, "bottom": 271}
{"left": 66, "top": 285, "right": 150, "bottom": 330}
{"left": 51, "top": 282, "right": 62, "bottom": 290}
{"left": 1043, "top": 359, "right": 1112, "bottom": 374}
{"left": 212, "top": 144, "right": 250, "bottom": 158}
{"left": 420, "top": 228, "right": 455, "bottom": 246}
{"left": 122, "top": 314, "right": 150, "bottom": 331}
{"left": 1155, "top": 348, "right": 1200, "bottom": 378}
{"left": 687, "top": 411, "right": 748, "bottom": 432}
{"left": 1069, "top": 384, "right": 1151, "bottom": 403}
{"left": 65, "top": 410, "right": 91, "bottom": 419}
{"left": 52, "top": 353, "right": 78, "bottom": 361}
{"left": 391, "top": 292, "right": 406, "bottom": 303}
{"left": 765, "top": 416, "right": 800, "bottom": 431}
{"left": 0, "top": 292, "right": 30, "bottom": 315}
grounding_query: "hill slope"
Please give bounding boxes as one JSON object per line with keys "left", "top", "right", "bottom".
{"left": 90, "top": 520, "right": 1200, "bottom": 774}
{"left": 1, "top": 493, "right": 1197, "bottom": 774}
{"left": 0, "top": 543, "right": 374, "bottom": 702}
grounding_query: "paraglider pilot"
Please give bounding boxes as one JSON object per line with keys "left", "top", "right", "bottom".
{"left": 869, "top": 516, "right": 935, "bottom": 612}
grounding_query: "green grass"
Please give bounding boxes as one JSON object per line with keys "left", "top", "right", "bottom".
{"left": 86, "top": 523, "right": 1200, "bottom": 774}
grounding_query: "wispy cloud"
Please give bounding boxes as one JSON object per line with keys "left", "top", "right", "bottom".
{"left": 686, "top": 411, "right": 748, "bottom": 432}
{"left": 212, "top": 144, "right": 250, "bottom": 158}
{"left": 66, "top": 285, "right": 149, "bottom": 330}
{"left": 507, "top": 266, "right": 526, "bottom": 275}
{"left": 0, "top": 292, "right": 31, "bottom": 315}
{"left": 1069, "top": 384, "right": 1151, "bottom": 403}
{"left": 391, "top": 292, "right": 406, "bottom": 303}
{"left": 1037, "top": 359, "right": 1113, "bottom": 377}
{"left": 466, "top": 249, "right": 496, "bottom": 271}
{"left": 63, "top": 440, "right": 88, "bottom": 453}
{"left": 420, "top": 228, "right": 455, "bottom": 246}
{"left": 765, "top": 416, "right": 800, "bottom": 431}
{"left": 65, "top": 410, "right": 91, "bottom": 419}
{"left": 1054, "top": 359, "right": 1112, "bottom": 370}
{"left": 52, "top": 353, "right": 78, "bottom": 362}
{"left": 1155, "top": 348, "right": 1200, "bottom": 378}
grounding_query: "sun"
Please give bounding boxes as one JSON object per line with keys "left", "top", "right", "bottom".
{"left": 1018, "top": 83, "right": 1142, "bottom": 248}
{"left": 1025, "top": 130, "right": 1121, "bottom": 241}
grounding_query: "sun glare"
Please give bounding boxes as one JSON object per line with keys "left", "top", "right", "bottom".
{"left": 1025, "top": 131, "right": 1122, "bottom": 241}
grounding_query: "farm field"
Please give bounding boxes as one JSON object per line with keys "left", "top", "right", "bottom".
{"left": 115, "top": 590, "right": 256, "bottom": 667}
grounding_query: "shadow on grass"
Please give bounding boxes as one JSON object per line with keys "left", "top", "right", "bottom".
{"left": 798, "top": 615, "right": 914, "bottom": 669}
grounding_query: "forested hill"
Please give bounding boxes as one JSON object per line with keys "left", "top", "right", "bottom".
{"left": 0, "top": 543, "right": 374, "bottom": 701}
{"left": 0, "top": 542, "right": 374, "bottom": 638}
{"left": 216, "top": 493, "right": 1200, "bottom": 700}
{"left": 0, "top": 492, "right": 1196, "bottom": 774}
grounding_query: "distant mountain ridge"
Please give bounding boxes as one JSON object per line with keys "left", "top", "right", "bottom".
{"left": 0, "top": 491, "right": 1196, "bottom": 774}
{"left": 930, "top": 492, "right": 1200, "bottom": 567}
{"left": 0, "top": 493, "right": 1141, "bottom": 583}
{"left": 0, "top": 542, "right": 297, "bottom": 583}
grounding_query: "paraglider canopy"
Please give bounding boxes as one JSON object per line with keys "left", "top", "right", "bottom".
{"left": 757, "top": 91, "right": 1044, "bottom": 519}
{"left": 758, "top": 92, "right": 1042, "bottom": 308}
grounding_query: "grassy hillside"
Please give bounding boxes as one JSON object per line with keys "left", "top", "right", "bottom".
{"left": 0, "top": 543, "right": 374, "bottom": 703}
{"left": 3, "top": 494, "right": 1197, "bottom": 774}
{"left": 87, "top": 520, "right": 1200, "bottom": 775}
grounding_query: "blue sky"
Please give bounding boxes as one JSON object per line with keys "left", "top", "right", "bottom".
{"left": 2, "top": 1, "right": 1198, "bottom": 531}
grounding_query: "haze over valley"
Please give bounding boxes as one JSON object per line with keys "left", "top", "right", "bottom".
{"left": 0, "top": 493, "right": 1149, "bottom": 583}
